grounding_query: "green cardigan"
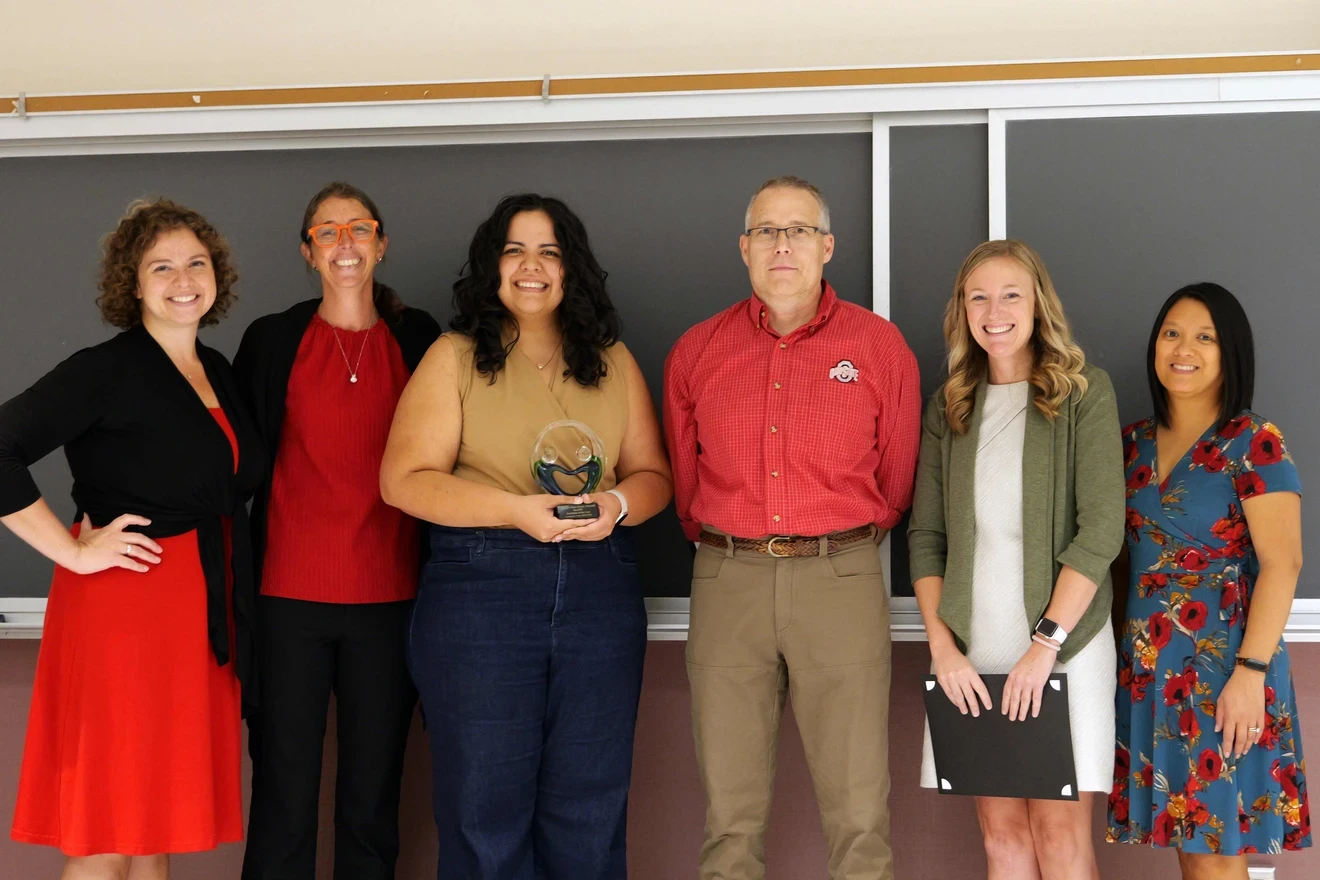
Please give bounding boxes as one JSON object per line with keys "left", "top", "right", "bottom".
{"left": 907, "top": 365, "right": 1125, "bottom": 663}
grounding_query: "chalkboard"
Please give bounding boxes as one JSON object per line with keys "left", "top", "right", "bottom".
{"left": 889, "top": 124, "right": 989, "bottom": 597}
{"left": 1007, "top": 111, "right": 1319, "bottom": 597}
{"left": 0, "top": 133, "right": 872, "bottom": 598}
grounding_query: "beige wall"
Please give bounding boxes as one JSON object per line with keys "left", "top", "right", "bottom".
{"left": 5, "top": 1, "right": 1319, "bottom": 95}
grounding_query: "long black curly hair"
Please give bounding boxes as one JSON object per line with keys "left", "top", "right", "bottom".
{"left": 451, "top": 194, "right": 621, "bottom": 387}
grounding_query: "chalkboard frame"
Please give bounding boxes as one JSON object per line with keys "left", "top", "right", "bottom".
{"left": 3, "top": 84, "right": 1320, "bottom": 639}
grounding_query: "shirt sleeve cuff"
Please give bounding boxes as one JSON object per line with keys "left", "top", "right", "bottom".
{"left": 0, "top": 472, "right": 42, "bottom": 519}
{"left": 908, "top": 560, "right": 947, "bottom": 584}
{"left": 1056, "top": 544, "right": 1112, "bottom": 589}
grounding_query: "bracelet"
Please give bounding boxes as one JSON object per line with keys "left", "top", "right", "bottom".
{"left": 1031, "top": 634, "right": 1062, "bottom": 652}
{"left": 1235, "top": 656, "right": 1269, "bottom": 673}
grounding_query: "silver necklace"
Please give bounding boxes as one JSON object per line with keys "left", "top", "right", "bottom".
{"left": 330, "top": 323, "right": 374, "bottom": 384}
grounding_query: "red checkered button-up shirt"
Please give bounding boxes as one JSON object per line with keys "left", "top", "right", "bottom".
{"left": 663, "top": 282, "right": 921, "bottom": 541}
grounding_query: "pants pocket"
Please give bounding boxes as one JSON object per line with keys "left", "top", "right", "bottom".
{"left": 691, "top": 544, "right": 726, "bottom": 581}
{"left": 824, "top": 540, "right": 883, "bottom": 580}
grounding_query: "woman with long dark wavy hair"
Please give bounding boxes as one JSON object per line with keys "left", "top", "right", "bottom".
{"left": 232, "top": 182, "right": 439, "bottom": 880}
{"left": 381, "top": 193, "right": 672, "bottom": 879}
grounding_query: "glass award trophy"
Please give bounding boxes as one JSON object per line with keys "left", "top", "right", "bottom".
{"left": 530, "top": 419, "right": 606, "bottom": 520}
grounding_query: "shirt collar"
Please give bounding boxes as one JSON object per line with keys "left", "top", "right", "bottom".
{"left": 748, "top": 281, "right": 838, "bottom": 337}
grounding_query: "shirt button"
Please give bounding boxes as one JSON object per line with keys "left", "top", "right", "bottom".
{"left": 773, "top": 515, "right": 781, "bottom": 523}
{"left": 779, "top": 342, "right": 787, "bottom": 349}
{"left": 771, "top": 471, "right": 779, "bottom": 478}
{"left": 773, "top": 382, "right": 782, "bottom": 390}
{"left": 770, "top": 425, "right": 778, "bottom": 433}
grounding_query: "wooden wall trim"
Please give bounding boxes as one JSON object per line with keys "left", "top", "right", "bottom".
{"left": 7, "top": 53, "right": 1319, "bottom": 116}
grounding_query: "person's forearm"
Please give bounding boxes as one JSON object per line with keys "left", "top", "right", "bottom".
{"left": 381, "top": 470, "right": 522, "bottom": 528}
{"left": 1040, "top": 565, "right": 1100, "bottom": 632}
{"left": 611, "top": 471, "right": 672, "bottom": 525}
{"left": 914, "top": 574, "right": 957, "bottom": 651}
{"left": 1, "top": 498, "right": 80, "bottom": 568}
{"left": 1239, "top": 560, "right": 1301, "bottom": 663}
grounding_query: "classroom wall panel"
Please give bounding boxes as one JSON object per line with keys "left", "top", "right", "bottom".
{"left": 888, "top": 123, "right": 988, "bottom": 597}
{"left": 1006, "top": 110, "right": 1320, "bottom": 596}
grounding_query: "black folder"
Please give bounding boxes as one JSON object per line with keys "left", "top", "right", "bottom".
{"left": 923, "top": 673, "right": 1078, "bottom": 801}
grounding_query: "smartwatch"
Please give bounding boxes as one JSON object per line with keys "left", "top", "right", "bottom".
{"left": 605, "top": 489, "right": 629, "bottom": 525}
{"left": 1033, "top": 616, "right": 1068, "bottom": 645}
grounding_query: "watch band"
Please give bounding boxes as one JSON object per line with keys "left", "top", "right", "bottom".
{"left": 605, "top": 489, "right": 628, "bottom": 525}
{"left": 1235, "top": 656, "right": 1269, "bottom": 673}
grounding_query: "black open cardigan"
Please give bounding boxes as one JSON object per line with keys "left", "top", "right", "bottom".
{"left": 230, "top": 298, "right": 441, "bottom": 593}
{"left": 0, "top": 324, "right": 268, "bottom": 716}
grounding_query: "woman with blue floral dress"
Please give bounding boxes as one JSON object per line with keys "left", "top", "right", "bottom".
{"left": 1109, "top": 283, "right": 1310, "bottom": 877}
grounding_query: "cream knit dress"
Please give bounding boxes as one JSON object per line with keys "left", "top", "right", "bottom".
{"left": 919, "top": 381, "right": 1115, "bottom": 793}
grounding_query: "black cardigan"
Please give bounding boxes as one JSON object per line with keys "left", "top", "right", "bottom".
{"left": 230, "top": 298, "right": 441, "bottom": 590}
{"left": 0, "top": 324, "right": 267, "bottom": 715}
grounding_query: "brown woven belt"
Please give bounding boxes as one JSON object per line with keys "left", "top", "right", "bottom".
{"left": 698, "top": 525, "right": 874, "bottom": 558}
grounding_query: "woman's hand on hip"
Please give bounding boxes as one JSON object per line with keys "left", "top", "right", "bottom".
{"left": 71, "top": 513, "right": 163, "bottom": 574}
{"left": 554, "top": 493, "right": 621, "bottom": 543}
{"left": 1002, "top": 641, "right": 1057, "bottom": 721}
{"left": 931, "top": 640, "right": 993, "bottom": 717}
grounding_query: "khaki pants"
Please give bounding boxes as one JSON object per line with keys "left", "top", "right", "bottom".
{"left": 686, "top": 528, "right": 893, "bottom": 880}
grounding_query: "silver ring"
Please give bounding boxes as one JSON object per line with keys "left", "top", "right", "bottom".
{"left": 124, "top": 543, "right": 133, "bottom": 556}
{"left": 1248, "top": 726, "right": 1261, "bottom": 733}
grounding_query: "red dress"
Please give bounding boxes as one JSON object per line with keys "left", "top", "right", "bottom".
{"left": 11, "top": 408, "right": 244, "bottom": 856}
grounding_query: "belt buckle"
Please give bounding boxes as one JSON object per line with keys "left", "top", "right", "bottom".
{"left": 766, "top": 536, "right": 792, "bottom": 558}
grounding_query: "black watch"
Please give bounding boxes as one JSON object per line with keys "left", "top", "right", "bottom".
{"left": 1235, "top": 656, "right": 1269, "bottom": 673}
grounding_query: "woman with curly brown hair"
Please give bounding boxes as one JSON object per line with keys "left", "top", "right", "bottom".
{"left": 0, "top": 199, "right": 265, "bottom": 878}
{"left": 909, "top": 239, "right": 1125, "bottom": 880}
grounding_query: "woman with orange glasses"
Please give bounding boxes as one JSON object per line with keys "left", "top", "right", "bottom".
{"left": 233, "top": 182, "right": 439, "bottom": 880}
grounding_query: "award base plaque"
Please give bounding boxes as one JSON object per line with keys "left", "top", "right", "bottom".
{"left": 554, "top": 502, "right": 600, "bottom": 520}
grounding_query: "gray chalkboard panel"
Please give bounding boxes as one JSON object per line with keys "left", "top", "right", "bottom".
{"left": 1007, "top": 111, "right": 1319, "bottom": 597}
{"left": 0, "top": 134, "right": 872, "bottom": 598}
{"left": 889, "top": 124, "right": 989, "bottom": 597}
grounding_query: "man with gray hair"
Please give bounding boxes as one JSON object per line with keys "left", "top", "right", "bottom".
{"left": 664, "top": 176, "right": 921, "bottom": 879}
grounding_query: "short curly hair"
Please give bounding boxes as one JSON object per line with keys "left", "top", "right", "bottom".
{"left": 96, "top": 198, "right": 238, "bottom": 329}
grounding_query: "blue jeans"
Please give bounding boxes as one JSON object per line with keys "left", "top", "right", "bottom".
{"left": 409, "top": 524, "right": 648, "bottom": 880}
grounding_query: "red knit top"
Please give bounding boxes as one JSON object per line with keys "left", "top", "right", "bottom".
{"left": 260, "top": 314, "right": 418, "bottom": 603}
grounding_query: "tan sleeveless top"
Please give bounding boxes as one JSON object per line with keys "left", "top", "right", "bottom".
{"left": 447, "top": 333, "right": 629, "bottom": 496}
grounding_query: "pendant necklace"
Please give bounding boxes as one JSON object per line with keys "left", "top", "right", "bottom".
{"left": 535, "top": 344, "right": 561, "bottom": 371}
{"left": 331, "top": 323, "right": 374, "bottom": 384}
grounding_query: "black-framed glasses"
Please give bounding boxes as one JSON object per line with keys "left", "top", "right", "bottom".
{"left": 745, "top": 225, "right": 824, "bottom": 246}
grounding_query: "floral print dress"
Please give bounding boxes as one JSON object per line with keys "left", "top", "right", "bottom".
{"left": 1108, "top": 412, "right": 1310, "bottom": 854}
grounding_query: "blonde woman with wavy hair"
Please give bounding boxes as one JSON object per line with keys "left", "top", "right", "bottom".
{"left": 909, "top": 240, "right": 1125, "bottom": 880}
{"left": 941, "top": 239, "right": 1089, "bottom": 434}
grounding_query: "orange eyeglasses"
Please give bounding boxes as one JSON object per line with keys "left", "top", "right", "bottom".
{"left": 305, "top": 219, "right": 380, "bottom": 248}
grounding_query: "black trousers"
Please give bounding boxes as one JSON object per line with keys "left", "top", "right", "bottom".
{"left": 242, "top": 595, "right": 417, "bottom": 880}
